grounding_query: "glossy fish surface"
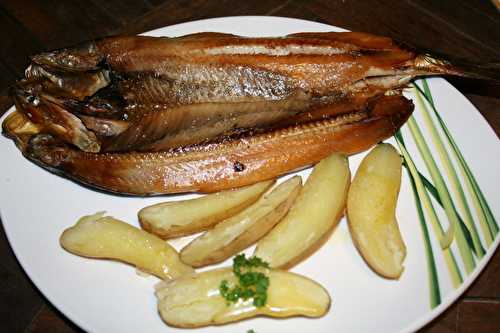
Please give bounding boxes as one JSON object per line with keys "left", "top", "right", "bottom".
{"left": 4, "top": 94, "right": 412, "bottom": 195}
{"left": 3, "top": 31, "right": 471, "bottom": 195}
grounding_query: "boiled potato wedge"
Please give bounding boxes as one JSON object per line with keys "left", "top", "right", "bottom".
{"left": 60, "top": 212, "right": 194, "bottom": 280}
{"left": 180, "top": 176, "right": 302, "bottom": 267}
{"left": 155, "top": 267, "right": 330, "bottom": 328}
{"left": 347, "top": 143, "right": 406, "bottom": 279}
{"left": 254, "top": 153, "right": 350, "bottom": 268}
{"left": 139, "top": 180, "right": 274, "bottom": 239}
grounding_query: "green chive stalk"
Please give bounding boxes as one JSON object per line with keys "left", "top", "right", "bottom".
{"left": 407, "top": 116, "right": 476, "bottom": 274}
{"left": 403, "top": 149, "right": 441, "bottom": 307}
{"left": 418, "top": 171, "right": 476, "bottom": 254}
{"left": 420, "top": 80, "right": 498, "bottom": 244}
{"left": 413, "top": 86, "right": 485, "bottom": 258}
{"left": 395, "top": 132, "right": 463, "bottom": 288}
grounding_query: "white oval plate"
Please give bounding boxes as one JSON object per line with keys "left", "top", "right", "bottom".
{"left": 0, "top": 16, "right": 499, "bottom": 333}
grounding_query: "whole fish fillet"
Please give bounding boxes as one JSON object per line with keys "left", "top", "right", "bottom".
{"left": 4, "top": 94, "right": 412, "bottom": 195}
{"left": 3, "top": 31, "right": 484, "bottom": 195}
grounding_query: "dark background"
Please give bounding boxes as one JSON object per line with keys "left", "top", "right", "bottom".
{"left": 0, "top": 1, "right": 499, "bottom": 332}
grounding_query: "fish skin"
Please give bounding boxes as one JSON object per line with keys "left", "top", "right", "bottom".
{"left": 9, "top": 30, "right": 489, "bottom": 195}
{"left": 12, "top": 32, "right": 458, "bottom": 153}
{"left": 14, "top": 94, "right": 413, "bottom": 195}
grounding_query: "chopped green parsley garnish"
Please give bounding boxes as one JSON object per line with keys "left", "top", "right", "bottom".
{"left": 219, "top": 254, "right": 270, "bottom": 307}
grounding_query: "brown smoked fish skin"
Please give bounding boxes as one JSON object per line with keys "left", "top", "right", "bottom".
{"left": 14, "top": 32, "right": 448, "bottom": 153}
{"left": 21, "top": 95, "right": 412, "bottom": 195}
{"left": 6, "top": 31, "right": 470, "bottom": 194}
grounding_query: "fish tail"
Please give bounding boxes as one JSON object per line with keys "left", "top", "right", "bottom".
{"left": 416, "top": 54, "right": 500, "bottom": 82}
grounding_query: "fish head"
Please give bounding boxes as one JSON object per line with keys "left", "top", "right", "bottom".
{"left": 10, "top": 79, "right": 101, "bottom": 153}
{"left": 31, "top": 41, "right": 102, "bottom": 72}
{"left": 24, "top": 63, "right": 110, "bottom": 101}
{"left": 4, "top": 82, "right": 49, "bottom": 151}
{"left": 9, "top": 79, "right": 72, "bottom": 124}
{"left": 9, "top": 80, "right": 49, "bottom": 124}
{"left": 27, "top": 41, "right": 111, "bottom": 101}
{"left": 9, "top": 80, "right": 69, "bottom": 141}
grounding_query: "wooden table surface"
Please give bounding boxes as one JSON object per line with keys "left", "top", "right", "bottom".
{"left": 0, "top": 1, "right": 498, "bottom": 332}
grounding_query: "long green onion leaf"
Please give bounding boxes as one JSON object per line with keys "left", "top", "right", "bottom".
{"left": 413, "top": 86, "right": 485, "bottom": 258}
{"left": 419, "top": 80, "right": 497, "bottom": 238}
{"left": 396, "top": 132, "right": 463, "bottom": 288}
{"left": 399, "top": 139, "right": 441, "bottom": 307}
{"left": 407, "top": 116, "right": 476, "bottom": 274}
{"left": 418, "top": 171, "right": 477, "bottom": 255}
{"left": 421, "top": 79, "right": 498, "bottom": 236}
{"left": 399, "top": 144, "right": 453, "bottom": 248}
{"left": 419, "top": 80, "right": 498, "bottom": 244}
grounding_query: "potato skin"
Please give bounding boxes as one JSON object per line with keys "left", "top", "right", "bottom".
{"left": 180, "top": 176, "right": 302, "bottom": 267}
{"left": 254, "top": 153, "right": 350, "bottom": 268}
{"left": 347, "top": 143, "right": 406, "bottom": 279}
{"left": 139, "top": 180, "right": 274, "bottom": 239}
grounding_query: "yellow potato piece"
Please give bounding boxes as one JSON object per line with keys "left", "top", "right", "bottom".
{"left": 180, "top": 176, "right": 302, "bottom": 267}
{"left": 155, "top": 267, "right": 330, "bottom": 328}
{"left": 347, "top": 143, "right": 406, "bottom": 279}
{"left": 254, "top": 153, "right": 350, "bottom": 268}
{"left": 60, "top": 212, "right": 194, "bottom": 280}
{"left": 139, "top": 180, "right": 274, "bottom": 239}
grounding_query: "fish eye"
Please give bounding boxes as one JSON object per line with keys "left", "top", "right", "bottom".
{"left": 27, "top": 95, "right": 40, "bottom": 106}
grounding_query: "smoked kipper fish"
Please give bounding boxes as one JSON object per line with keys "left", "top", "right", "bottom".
{"left": 2, "top": 31, "right": 493, "bottom": 195}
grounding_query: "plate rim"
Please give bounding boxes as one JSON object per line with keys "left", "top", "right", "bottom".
{"left": 1, "top": 15, "right": 499, "bottom": 333}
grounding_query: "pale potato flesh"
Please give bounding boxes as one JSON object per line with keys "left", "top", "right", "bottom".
{"left": 254, "top": 153, "right": 350, "bottom": 268}
{"left": 155, "top": 267, "right": 330, "bottom": 328}
{"left": 180, "top": 176, "right": 302, "bottom": 267}
{"left": 139, "top": 180, "right": 274, "bottom": 239}
{"left": 347, "top": 143, "right": 406, "bottom": 279}
{"left": 60, "top": 212, "right": 194, "bottom": 280}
